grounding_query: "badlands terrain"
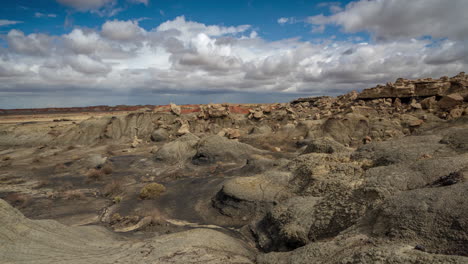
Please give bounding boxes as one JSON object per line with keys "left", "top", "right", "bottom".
{"left": 1, "top": 72, "right": 468, "bottom": 263}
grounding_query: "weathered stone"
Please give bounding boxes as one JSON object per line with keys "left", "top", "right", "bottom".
{"left": 151, "top": 128, "right": 169, "bottom": 142}
{"left": 410, "top": 99, "right": 422, "bottom": 109}
{"left": 177, "top": 122, "right": 190, "bottom": 135}
{"left": 420, "top": 96, "right": 437, "bottom": 110}
{"left": 358, "top": 73, "right": 467, "bottom": 100}
{"left": 449, "top": 108, "right": 464, "bottom": 119}
{"left": 438, "top": 93, "right": 464, "bottom": 110}
{"left": 408, "top": 119, "right": 424, "bottom": 127}
{"left": 414, "top": 81, "right": 450, "bottom": 96}
{"left": 170, "top": 103, "right": 181, "bottom": 116}
{"left": 130, "top": 136, "right": 142, "bottom": 148}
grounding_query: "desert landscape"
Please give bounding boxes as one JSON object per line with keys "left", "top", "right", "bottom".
{"left": 1, "top": 72, "right": 468, "bottom": 263}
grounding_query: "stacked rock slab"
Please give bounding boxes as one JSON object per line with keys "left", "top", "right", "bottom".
{"left": 357, "top": 72, "right": 467, "bottom": 99}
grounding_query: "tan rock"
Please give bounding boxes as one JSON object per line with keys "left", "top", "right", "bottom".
{"left": 414, "top": 81, "right": 450, "bottom": 97}
{"left": 449, "top": 108, "right": 464, "bottom": 119}
{"left": 394, "top": 98, "right": 402, "bottom": 108}
{"left": 207, "top": 104, "right": 229, "bottom": 118}
{"left": 170, "top": 103, "right": 181, "bottom": 116}
{"left": 408, "top": 119, "right": 424, "bottom": 127}
{"left": 225, "top": 128, "right": 241, "bottom": 139}
{"left": 177, "top": 121, "right": 190, "bottom": 135}
{"left": 420, "top": 96, "right": 437, "bottom": 110}
{"left": 437, "top": 93, "right": 464, "bottom": 110}
{"left": 363, "top": 136, "right": 372, "bottom": 144}
{"left": 131, "top": 136, "right": 142, "bottom": 148}
{"left": 410, "top": 99, "right": 422, "bottom": 109}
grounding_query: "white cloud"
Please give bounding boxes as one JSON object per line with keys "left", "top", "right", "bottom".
{"left": 57, "top": 0, "right": 121, "bottom": 17}
{"left": 308, "top": 0, "right": 468, "bottom": 41}
{"left": 277, "top": 17, "right": 299, "bottom": 25}
{"left": 156, "top": 16, "right": 251, "bottom": 40}
{"left": 56, "top": 0, "right": 115, "bottom": 11}
{"left": 0, "top": 20, "right": 23, "bottom": 26}
{"left": 0, "top": 13, "right": 467, "bottom": 107}
{"left": 311, "top": 25, "right": 325, "bottom": 33}
{"left": 128, "top": 0, "right": 148, "bottom": 5}
{"left": 317, "top": 2, "right": 343, "bottom": 13}
{"left": 35, "top": 12, "right": 57, "bottom": 18}
{"left": 101, "top": 19, "right": 145, "bottom": 41}
{"left": 64, "top": 54, "right": 111, "bottom": 74}
{"left": 7, "top": 30, "right": 54, "bottom": 56}
{"left": 277, "top": 17, "right": 289, "bottom": 25}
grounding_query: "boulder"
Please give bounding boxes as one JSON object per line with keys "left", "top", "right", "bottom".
{"left": 420, "top": 96, "right": 438, "bottom": 110}
{"left": 170, "top": 103, "right": 182, "bottom": 116}
{"left": 437, "top": 93, "right": 464, "bottom": 110}
{"left": 360, "top": 182, "right": 468, "bottom": 256}
{"left": 250, "top": 125, "right": 272, "bottom": 135}
{"left": 151, "top": 128, "right": 169, "bottom": 142}
{"left": 192, "top": 135, "right": 266, "bottom": 165}
{"left": 302, "top": 137, "right": 347, "bottom": 154}
{"left": 154, "top": 133, "right": 199, "bottom": 163}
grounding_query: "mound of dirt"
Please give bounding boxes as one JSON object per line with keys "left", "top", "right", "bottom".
{"left": 0, "top": 199, "right": 255, "bottom": 264}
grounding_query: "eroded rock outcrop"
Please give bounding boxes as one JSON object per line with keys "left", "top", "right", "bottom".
{"left": 358, "top": 72, "right": 467, "bottom": 99}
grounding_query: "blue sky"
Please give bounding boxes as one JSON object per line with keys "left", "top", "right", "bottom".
{"left": 0, "top": 0, "right": 467, "bottom": 108}
{"left": 1, "top": 0, "right": 360, "bottom": 41}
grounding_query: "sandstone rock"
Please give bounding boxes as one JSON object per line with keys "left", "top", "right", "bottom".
{"left": 207, "top": 104, "right": 230, "bottom": 118}
{"left": 438, "top": 93, "right": 464, "bottom": 110}
{"left": 420, "top": 96, "right": 437, "bottom": 110}
{"left": 408, "top": 119, "right": 424, "bottom": 127}
{"left": 130, "top": 136, "right": 142, "bottom": 148}
{"left": 226, "top": 128, "right": 241, "bottom": 139}
{"left": 394, "top": 98, "right": 402, "bottom": 108}
{"left": 449, "top": 108, "right": 464, "bottom": 119}
{"left": 170, "top": 103, "right": 181, "bottom": 116}
{"left": 410, "top": 99, "right": 422, "bottom": 109}
{"left": 358, "top": 73, "right": 467, "bottom": 100}
{"left": 414, "top": 80, "right": 451, "bottom": 96}
{"left": 176, "top": 120, "right": 190, "bottom": 136}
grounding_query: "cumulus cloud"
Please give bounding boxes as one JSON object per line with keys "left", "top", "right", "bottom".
{"left": 309, "top": 0, "right": 468, "bottom": 41}
{"left": 101, "top": 19, "right": 145, "bottom": 41}
{"left": 7, "top": 30, "right": 54, "bottom": 56}
{"left": 317, "top": 2, "right": 343, "bottom": 13}
{"left": 0, "top": 20, "right": 23, "bottom": 26}
{"left": 0, "top": 12, "right": 467, "bottom": 107}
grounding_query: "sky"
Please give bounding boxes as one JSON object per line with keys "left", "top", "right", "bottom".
{"left": 0, "top": 0, "right": 467, "bottom": 109}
